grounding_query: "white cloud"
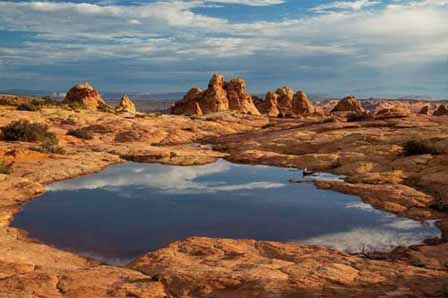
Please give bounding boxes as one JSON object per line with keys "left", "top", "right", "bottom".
{"left": 203, "top": 0, "right": 284, "bottom": 6}
{"left": 311, "top": 0, "right": 380, "bottom": 13}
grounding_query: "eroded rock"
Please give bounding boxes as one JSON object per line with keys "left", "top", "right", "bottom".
{"left": 331, "top": 96, "right": 365, "bottom": 113}
{"left": 116, "top": 95, "right": 136, "bottom": 114}
{"left": 63, "top": 82, "right": 106, "bottom": 110}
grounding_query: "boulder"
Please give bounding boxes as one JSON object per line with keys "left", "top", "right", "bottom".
{"left": 433, "top": 104, "right": 448, "bottom": 116}
{"left": 116, "top": 95, "right": 136, "bottom": 114}
{"left": 331, "top": 96, "right": 365, "bottom": 113}
{"left": 63, "top": 82, "right": 106, "bottom": 110}
{"left": 292, "top": 91, "right": 315, "bottom": 115}
{"left": 172, "top": 74, "right": 261, "bottom": 116}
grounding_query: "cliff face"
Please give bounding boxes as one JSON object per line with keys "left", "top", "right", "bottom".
{"left": 171, "top": 74, "right": 260, "bottom": 116}
{"left": 63, "top": 82, "right": 106, "bottom": 110}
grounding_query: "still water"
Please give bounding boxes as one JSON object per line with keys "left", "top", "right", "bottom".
{"left": 13, "top": 160, "right": 439, "bottom": 265}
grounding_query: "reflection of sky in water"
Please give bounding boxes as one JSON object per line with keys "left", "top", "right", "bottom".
{"left": 13, "top": 160, "right": 439, "bottom": 265}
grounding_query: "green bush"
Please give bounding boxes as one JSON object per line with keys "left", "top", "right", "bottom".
{"left": 403, "top": 140, "right": 440, "bottom": 156}
{"left": 346, "top": 112, "right": 370, "bottom": 122}
{"left": 0, "top": 161, "right": 12, "bottom": 174}
{"left": 17, "top": 103, "right": 41, "bottom": 112}
{"left": 67, "top": 128, "right": 94, "bottom": 140}
{"left": 1, "top": 120, "right": 58, "bottom": 145}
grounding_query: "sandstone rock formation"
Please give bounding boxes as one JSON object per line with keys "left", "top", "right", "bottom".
{"left": 292, "top": 91, "right": 315, "bottom": 115}
{"left": 63, "top": 82, "right": 106, "bottom": 110}
{"left": 375, "top": 107, "right": 410, "bottom": 119}
{"left": 116, "top": 95, "right": 137, "bottom": 114}
{"left": 331, "top": 96, "right": 365, "bottom": 113}
{"left": 275, "top": 86, "right": 294, "bottom": 117}
{"left": 225, "top": 78, "right": 260, "bottom": 115}
{"left": 419, "top": 105, "right": 430, "bottom": 115}
{"left": 172, "top": 74, "right": 260, "bottom": 116}
{"left": 433, "top": 104, "right": 448, "bottom": 116}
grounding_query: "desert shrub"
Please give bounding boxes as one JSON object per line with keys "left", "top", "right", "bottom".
{"left": 17, "top": 103, "right": 41, "bottom": 112}
{"left": 67, "top": 128, "right": 94, "bottom": 140}
{"left": 1, "top": 120, "right": 57, "bottom": 145}
{"left": 346, "top": 112, "right": 370, "bottom": 122}
{"left": 403, "top": 140, "right": 440, "bottom": 156}
{"left": 322, "top": 116, "right": 337, "bottom": 123}
{"left": 0, "top": 161, "right": 12, "bottom": 174}
{"left": 31, "top": 140, "right": 65, "bottom": 154}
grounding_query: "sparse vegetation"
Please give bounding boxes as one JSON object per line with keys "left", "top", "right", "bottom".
{"left": 403, "top": 140, "right": 441, "bottom": 156}
{"left": 67, "top": 128, "right": 94, "bottom": 140}
{"left": 31, "top": 140, "right": 65, "bottom": 154}
{"left": 17, "top": 103, "right": 41, "bottom": 112}
{"left": 0, "top": 161, "right": 12, "bottom": 175}
{"left": 322, "top": 116, "right": 337, "bottom": 123}
{"left": 346, "top": 112, "right": 370, "bottom": 122}
{"left": 1, "top": 120, "right": 58, "bottom": 145}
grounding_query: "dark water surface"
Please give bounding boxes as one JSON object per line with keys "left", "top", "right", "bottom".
{"left": 13, "top": 160, "right": 439, "bottom": 265}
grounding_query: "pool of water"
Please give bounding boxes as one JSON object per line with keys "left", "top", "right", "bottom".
{"left": 13, "top": 159, "right": 439, "bottom": 265}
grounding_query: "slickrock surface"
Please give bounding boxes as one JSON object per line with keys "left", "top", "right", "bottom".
{"left": 0, "top": 98, "right": 447, "bottom": 297}
{"left": 172, "top": 74, "right": 260, "bottom": 116}
{"left": 63, "top": 82, "right": 106, "bottom": 110}
{"left": 116, "top": 95, "right": 137, "bottom": 114}
{"left": 331, "top": 96, "right": 365, "bottom": 113}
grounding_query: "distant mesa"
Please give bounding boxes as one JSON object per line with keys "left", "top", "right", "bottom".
{"left": 116, "top": 95, "right": 137, "bottom": 114}
{"left": 433, "top": 104, "right": 448, "bottom": 116}
{"left": 63, "top": 82, "right": 106, "bottom": 110}
{"left": 331, "top": 96, "right": 365, "bottom": 113}
{"left": 172, "top": 74, "right": 260, "bottom": 116}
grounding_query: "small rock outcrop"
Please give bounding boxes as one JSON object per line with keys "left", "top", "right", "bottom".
{"left": 275, "top": 87, "right": 294, "bottom": 117}
{"left": 375, "top": 107, "right": 410, "bottom": 119}
{"left": 63, "top": 82, "right": 106, "bottom": 110}
{"left": 292, "top": 91, "right": 315, "bottom": 115}
{"left": 419, "top": 105, "right": 430, "bottom": 115}
{"left": 172, "top": 74, "right": 260, "bottom": 116}
{"left": 331, "top": 96, "right": 365, "bottom": 113}
{"left": 433, "top": 104, "right": 448, "bottom": 116}
{"left": 116, "top": 95, "right": 137, "bottom": 114}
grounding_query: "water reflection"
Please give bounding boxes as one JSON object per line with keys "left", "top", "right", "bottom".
{"left": 13, "top": 160, "right": 439, "bottom": 265}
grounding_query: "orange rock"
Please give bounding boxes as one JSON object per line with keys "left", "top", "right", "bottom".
{"left": 331, "top": 96, "right": 365, "bottom": 113}
{"left": 275, "top": 86, "right": 294, "bottom": 117}
{"left": 225, "top": 78, "right": 260, "bottom": 115}
{"left": 63, "top": 82, "right": 106, "bottom": 110}
{"left": 116, "top": 95, "right": 136, "bottom": 114}
{"left": 433, "top": 104, "right": 448, "bottom": 116}
{"left": 292, "top": 91, "right": 315, "bottom": 115}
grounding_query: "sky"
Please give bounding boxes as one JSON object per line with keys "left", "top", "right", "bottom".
{"left": 0, "top": 0, "right": 447, "bottom": 98}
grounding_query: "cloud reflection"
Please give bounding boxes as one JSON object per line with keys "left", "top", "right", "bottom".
{"left": 47, "top": 160, "right": 286, "bottom": 194}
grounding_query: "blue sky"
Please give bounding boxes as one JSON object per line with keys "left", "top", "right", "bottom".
{"left": 0, "top": 0, "right": 447, "bottom": 98}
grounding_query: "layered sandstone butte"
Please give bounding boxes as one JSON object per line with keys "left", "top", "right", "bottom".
{"left": 116, "top": 95, "right": 137, "bottom": 114}
{"left": 172, "top": 74, "right": 260, "bottom": 116}
{"left": 433, "top": 104, "right": 448, "bottom": 116}
{"left": 331, "top": 96, "right": 365, "bottom": 113}
{"left": 256, "top": 88, "right": 315, "bottom": 117}
{"left": 63, "top": 82, "right": 106, "bottom": 110}
{"left": 292, "top": 91, "right": 315, "bottom": 115}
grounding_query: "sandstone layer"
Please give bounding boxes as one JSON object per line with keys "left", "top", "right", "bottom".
{"left": 63, "top": 82, "right": 106, "bottom": 110}
{"left": 0, "top": 97, "right": 447, "bottom": 297}
{"left": 172, "top": 74, "right": 260, "bottom": 116}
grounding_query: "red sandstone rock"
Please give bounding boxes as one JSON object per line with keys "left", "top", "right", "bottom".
{"left": 292, "top": 91, "right": 315, "bottom": 115}
{"left": 172, "top": 74, "right": 260, "bottom": 116}
{"left": 63, "top": 82, "right": 106, "bottom": 110}
{"left": 433, "top": 104, "right": 448, "bottom": 116}
{"left": 116, "top": 95, "right": 136, "bottom": 114}
{"left": 331, "top": 96, "right": 365, "bottom": 113}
